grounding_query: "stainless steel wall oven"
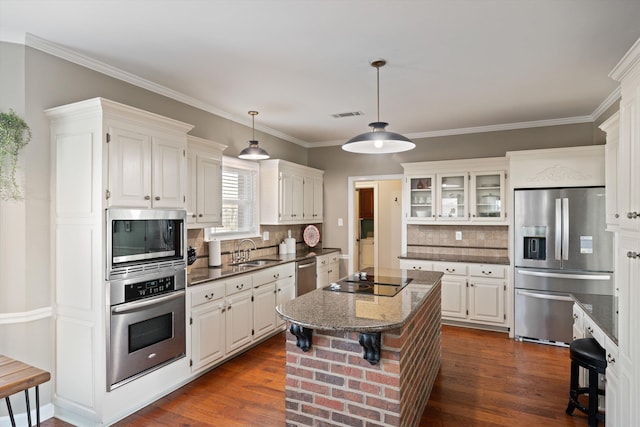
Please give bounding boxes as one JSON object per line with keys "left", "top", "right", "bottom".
{"left": 107, "top": 268, "right": 186, "bottom": 391}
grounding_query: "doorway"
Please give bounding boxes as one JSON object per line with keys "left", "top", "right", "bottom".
{"left": 348, "top": 175, "right": 403, "bottom": 274}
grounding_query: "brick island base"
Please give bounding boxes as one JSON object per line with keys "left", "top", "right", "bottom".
{"left": 284, "top": 284, "right": 441, "bottom": 427}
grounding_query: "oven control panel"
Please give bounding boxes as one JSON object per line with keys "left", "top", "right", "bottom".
{"left": 125, "top": 276, "right": 175, "bottom": 302}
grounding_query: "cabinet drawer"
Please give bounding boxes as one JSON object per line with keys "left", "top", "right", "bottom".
{"left": 584, "top": 316, "right": 606, "bottom": 347}
{"left": 432, "top": 262, "right": 467, "bottom": 276}
{"left": 253, "top": 263, "right": 294, "bottom": 287}
{"left": 399, "top": 259, "right": 433, "bottom": 271}
{"left": 191, "top": 281, "right": 226, "bottom": 308}
{"left": 225, "top": 275, "right": 252, "bottom": 296}
{"left": 468, "top": 264, "right": 505, "bottom": 279}
{"left": 316, "top": 253, "right": 339, "bottom": 266}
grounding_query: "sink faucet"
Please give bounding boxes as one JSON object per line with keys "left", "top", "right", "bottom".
{"left": 233, "top": 239, "right": 257, "bottom": 263}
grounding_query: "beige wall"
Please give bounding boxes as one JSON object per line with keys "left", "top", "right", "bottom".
{"left": 308, "top": 122, "right": 607, "bottom": 255}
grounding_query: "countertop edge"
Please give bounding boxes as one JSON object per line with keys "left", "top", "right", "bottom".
{"left": 399, "top": 253, "right": 510, "bottom": 265}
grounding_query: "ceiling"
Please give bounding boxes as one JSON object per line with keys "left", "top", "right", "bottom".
{"left": 2, "top": 0, "right": 640, "bottom": 148}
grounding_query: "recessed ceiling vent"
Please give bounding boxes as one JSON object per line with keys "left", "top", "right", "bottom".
{"left": 331, "top": 111, "right": 364, "bottom": 118}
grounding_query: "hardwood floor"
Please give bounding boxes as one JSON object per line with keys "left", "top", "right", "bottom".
{"left": 44, "top": 326, "right": 589, "bottom": 426}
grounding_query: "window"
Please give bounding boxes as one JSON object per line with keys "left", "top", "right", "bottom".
{"left": 213, "top": 156, "right": 260, "bottom": 239}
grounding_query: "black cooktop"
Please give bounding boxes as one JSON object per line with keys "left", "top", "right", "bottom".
{"left": 324, "top": 276, "right": 412, "bottom": 297}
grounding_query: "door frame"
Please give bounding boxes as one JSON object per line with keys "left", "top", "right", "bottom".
{"left": 347, "top": 174, "right": 403, "bottom": 274}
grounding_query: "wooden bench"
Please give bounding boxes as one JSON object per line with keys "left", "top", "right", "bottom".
{"left": 0, "top": 355, "right": 51, "bottom": 427}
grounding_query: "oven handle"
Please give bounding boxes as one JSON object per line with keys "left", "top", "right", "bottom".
{"left": 516, "top": 289, "right": 575, "bottom": 302}
{"left": 111, "top": 290, "right": 185, "bottom": 314}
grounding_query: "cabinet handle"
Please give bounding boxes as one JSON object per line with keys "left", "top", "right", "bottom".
{"left": 470, "top": 283, "right": 474, "bottom": 287}
{"left": 199, "top": 214, "right": 204, "bottom": 218}
{"left": 627, "top": 211, "right": 638, "bottom": 219}
{"left": 236, "top": 283, "right": 244, "bottom": 290}
{"left": 615, "top": 214, "right": 620, "bottom": 219}
{"left": 205, "top": 293, "right": 215, "bottom": 300}
{"left": 273, "top": 273, "right": 280, "bottom": 279}
{"left": 144, "top": 195, "right": 151, "bottom": 200}
{"left": 472, "top": 214, "right": 476, "bottom": 217}
{"left": 627, "top": 251, "right": 639, "bottom": 259}
{"left": 607, "top": 353, "right": 616, "bottom": 364}
{"left": 192, "top": 214, "right": 197, "bottom": 218}
{"left": 155, "top": 196, "right": 161, "bottom": 201}
{"left": 573, "top": 313, "right": 578, "bottom": 319}
{"left": 413, "top": 266, "right": 422, "bottom": 270}
{"left": 445, "top": 268, "right": 455, "bottom": 273}
{"left": 481, "top": 270, "right": 491, "bottom": 275}
{"left": 587, "top": 326, "right": 593, "bottom": 334}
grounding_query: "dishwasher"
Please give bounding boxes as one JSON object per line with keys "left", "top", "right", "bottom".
{"left": 296, "top": 257, "right": 317, "bottom": 296}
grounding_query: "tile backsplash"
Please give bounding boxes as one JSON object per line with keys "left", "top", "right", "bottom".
{"left": 406, "top": 224, "right": 508, "bottom": 258}
{"left": 187, "top": 224, "right": 322, "bottom": 268}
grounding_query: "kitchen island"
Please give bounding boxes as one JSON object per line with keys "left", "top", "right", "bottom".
{"left": 276, "top": 268, "right": 443, "bottom": 427}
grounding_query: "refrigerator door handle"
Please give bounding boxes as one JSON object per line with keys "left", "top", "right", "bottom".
{"left": 555, "top": 198, "right": 562, "bottom": 260}
{"left": 516, "top": 289, "right": 575, "bottom": 302}
{"left": 562, "top": 198, "right": 569, "bottom": 261}
{"left": 516, "top": 269, "right": 612, "bottom": 281}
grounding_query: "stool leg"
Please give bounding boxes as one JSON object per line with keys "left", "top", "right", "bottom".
{"left": 588, "top": 367, "right": 599, "bottom": 427}
{"left": 25, "top": 389, "right": 32, "bottom": 427}
{"left": 5, "top": 396, "right": 16, "bottom": 427}
{"left": 566, "top": 360, "right": 579, "bottom": 415}
{"left": 36, "top": 385, "right": 41, "bottom": 426}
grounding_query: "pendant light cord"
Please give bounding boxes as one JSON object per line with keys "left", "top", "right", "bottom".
{"left": 376, "top": 65, "right": 380, "bottom": 123}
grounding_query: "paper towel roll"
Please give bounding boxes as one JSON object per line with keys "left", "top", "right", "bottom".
{"left": 208, "top": 240, "right": 222, "bottom": 267}
{"left": 285, "top": 237, "right": 296, "bottom": 254}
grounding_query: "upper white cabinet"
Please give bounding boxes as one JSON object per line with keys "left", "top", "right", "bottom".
{"left": 186, "top": 136, "right": 227, "bottom": 228}
{"left": 106, "top": 114, "right": 191, "bottom": 209}
{"left": 260, "top": 159, "right": 324, "bottom": 225}
{"left": 600, "top": 112, "right": 620, "bottom": 230}
{"left": 402, "top": 158, "right": 507, "bottom": 224}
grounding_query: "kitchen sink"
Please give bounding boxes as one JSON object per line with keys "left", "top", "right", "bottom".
{"left": 229, "top": 258, "right": 280, "bottom": 267}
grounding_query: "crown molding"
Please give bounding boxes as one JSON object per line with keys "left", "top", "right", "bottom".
{"left": 25, "top": 33, "right": 308, "bottom": 147}
{"left": 610, "top": 37, "right": 640, "bottom": 82}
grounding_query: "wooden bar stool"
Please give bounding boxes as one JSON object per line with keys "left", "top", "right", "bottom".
{"left": 0, "top": 355, "right": 51, "bottom": 427}
{"left": 565, "top": 338, "right": 606, "bottom": 427}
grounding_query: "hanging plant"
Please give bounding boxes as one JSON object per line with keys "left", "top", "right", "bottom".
{"left": 0, "top": 109, "right": 31, "bottom": 200}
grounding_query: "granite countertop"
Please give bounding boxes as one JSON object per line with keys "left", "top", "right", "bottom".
{"left": 276, "top": 268, "right": 443, "bottom": 333}
{"left": 187, "top": 247, "right": 340, "bottom": 286}
{"left": 572, "top": 293, "right": 617, "bottom": 344}
{"left": 400, "top": 252, "right": 510, "bottom": 265}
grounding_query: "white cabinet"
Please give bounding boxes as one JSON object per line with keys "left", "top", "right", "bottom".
{"left": 601, "top": 112, "right": 620, "bottom": 230}
{"left": 402, "top": 157, "right": 507, "bottom": 224}
{"left": 303, "top": 175, "right": 323, "bottom": 222}
{"left": 359, "top": 239, "right": 374, "bottom": 269}
{"left": 617, "top": 93, "right": 640, "bottom": 233}
{"left": 186, "top": 136, "right": 226, "bottom": 227}
{"left": 276, "top": 276, "right": 296, "bottom": 327}
{"left": 252, "top": 263, "right": 295, "bottom": 338}
{"left": 190, "top": 281, "right": 226, "bottom": 372}
{"left": 47, "top": 98, "right": 194, "bottom": 424}
{"left": 316, "top": 252, "right": 340, "bottom": 289}
{"left": 260, "top": 159, "right": 324, "bottom": 225}
{"left": 400, "top": 259, "right": 507, "bottom": 329}
{"left": 107, "top": 122, "right": 189, "bottom": 209}
{"left": 225, "top": 288, "right": 253, "bottom": 354}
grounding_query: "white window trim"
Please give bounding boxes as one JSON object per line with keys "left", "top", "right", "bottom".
{"left": 212, "top": 156, "right": 261, "bottom": 241}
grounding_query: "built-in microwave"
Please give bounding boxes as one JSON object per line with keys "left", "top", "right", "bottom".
{"left": 106, "top": 208, "right": 186, "bottom": 280}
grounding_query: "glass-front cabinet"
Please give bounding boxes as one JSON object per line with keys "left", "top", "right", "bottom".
{"left": 408, "top": 175, "right": 435, "bottom": 219}
{"left": 471, "top": 172, "right": 505, "bottom": 221}
{"left": 437, "top": 173, "right": 468, "bottom": 220}
{"left": 402, "top": 158, "right": 508, "bottom": 224}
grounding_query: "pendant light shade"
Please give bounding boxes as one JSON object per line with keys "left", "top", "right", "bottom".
{"left": 239, "top": 111, "right": 270, "bottom": 160}
{"left": 342, "top": 60, "right": 415, "bottom": 154}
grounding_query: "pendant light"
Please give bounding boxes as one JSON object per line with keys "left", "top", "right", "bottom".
{"left": 342, "top": 60, "right": 415, "bottom": 154}
{"left": 239, "top": 110, "right": 270, "bottom": 160}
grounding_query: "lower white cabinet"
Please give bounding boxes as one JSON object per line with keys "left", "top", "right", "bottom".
{"left": 189, "top": 262, "right": 295, "bottom": 373}
{"left": 316, "top": 252, "right": 340, "bottom": 289}
{"left": 399, "top": 259, "right": 507, "bottom": 328}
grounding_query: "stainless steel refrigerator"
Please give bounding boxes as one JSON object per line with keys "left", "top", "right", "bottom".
{"left": 514, "top": 187, "right": 613, "bottom": 345}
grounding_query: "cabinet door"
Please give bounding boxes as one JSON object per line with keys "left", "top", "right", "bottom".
{"left": 471, "top": 172, "right": 505, "bottom": 221}
{"left": 280, "top": 172, "right": 303, "bottom": 221}
{"left": 603, "top": 116, "right": 620, "bottom": 229}
{"left": 225, "top": 291, "right": 253, "bottom": 353}
{"left": 152, "top": 136, "right": 185, "bottom": 209}
{"left": 327, "top": 262, "right": 340, "bottom": 284}
{"left": 107, "top": 125, "right": 152, "bottom": 208}
{"left": 316, "top": 264, "right": 329, "bottom": 289}
{"left": 468, "top": 279, "right": 505, "bottom": 324}
{"left": 253, "top": 284, "right": 277, "bottom": 340}
{"left": 303, "top": 176, "right": 322, "bottom": 222}
{"left": 618, "top": 97, "right": 640, "bottom": 232}
{"left": 358, "top": 187, "right": 374, "bottom": 219}
{"left": 196, "top": 156, "right": 222, "bottom": 224}
{"left": 437, "top": 173, "right": 468, "bottom": 220}
{"left": 441, "top": 276, "right": 467, "bottom": 319}
{"left": 191, "top": 302, "right": 226, "bottom": 372}
{"left": 406, "top": 175, "right": 436, "bottom": 221}
{"left": 276, "top": 277, "right": 296, "bottom": 327}
{"left": 186, "top": 151, "right": 197, "bottom": 224}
